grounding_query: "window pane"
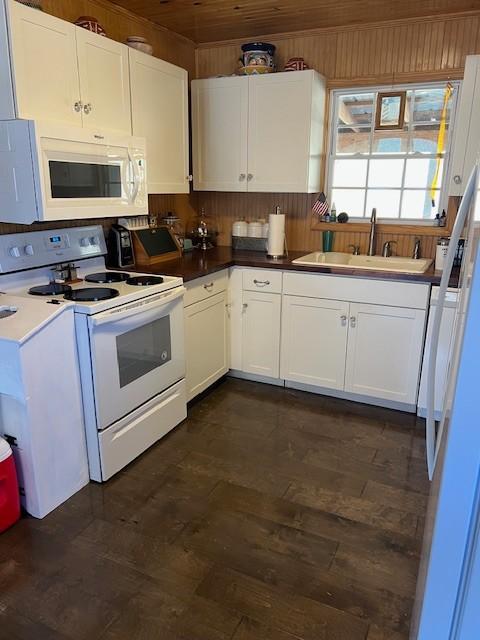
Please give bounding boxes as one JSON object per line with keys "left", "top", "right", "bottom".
{"left": 368, "top": 159, "right": 404, "bottom": 188}
{"left": 331, "top": 188, "right": 365, "bottom": 217}
{"left": 413, "top": 88, "right": 452, "bottom": 124}
{"left": 332, "top": 159, "right": 368, "bottom": 187}
{"left": 372, "top": 128, "right": 409, "bottom": 154}
{"left": 411, "top": 124, "right": 445, "bottom": 153}
{"left": 401, "top": 190, "right": 439, "bottom": 220}
{"left": 404, "top": 158, "right": 443, "bottom": 188}
{"left": 366, "top": 189, "right": 401, "bottom": 218}
{"left": 337, "top": 127, "right": 371, "bottom": 154}
{"left": 337, "top": 93, "right": 374, "bottom": 126}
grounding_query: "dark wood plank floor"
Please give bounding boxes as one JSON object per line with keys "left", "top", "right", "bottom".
{"left": 0, "top": 378, "right": 429, "bottom": 640}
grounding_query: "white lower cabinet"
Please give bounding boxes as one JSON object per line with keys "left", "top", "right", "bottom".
{"left": 280, "top": 295, "right": 349, "bottom": 389}
{"left": 242, "top": 290, "right": 281, "bottom": 378}
{"left": 185, "top": 290, "right": 228, "bottom": 401}
{"left": 344, "top": 303, "right": 426, "bottom": 404}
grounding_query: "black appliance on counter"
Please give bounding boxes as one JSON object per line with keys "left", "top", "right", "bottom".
{"left": 106, "top": 224, "right": 135, "bottom": 268}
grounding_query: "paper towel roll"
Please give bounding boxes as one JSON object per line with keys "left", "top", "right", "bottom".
{"left": 267, "top": 213, "right": 285, "bottom": 257}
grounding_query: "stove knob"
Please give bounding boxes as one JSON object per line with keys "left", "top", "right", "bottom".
{"left": 80, "top": 237, "right": 90, "bottom": 247}
{"left": 90, "top": 236, "right": 99, "bottom": 246}
{"left": 9, "top": 246, "right": 21, "bottom": 258}
{"left": 24, "top": 244, "right": 34, "bottom": 256}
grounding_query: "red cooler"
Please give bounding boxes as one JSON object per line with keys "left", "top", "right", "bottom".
{"left": 0, "top": 437, "right": 20, "bottom": 532}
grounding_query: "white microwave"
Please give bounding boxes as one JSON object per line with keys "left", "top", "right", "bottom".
{"left": 0, "top": 120, "right": 147, "bottom": 223}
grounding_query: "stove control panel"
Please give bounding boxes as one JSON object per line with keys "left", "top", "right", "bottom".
{"left": 0, "top": 225, "right": 107, "bottom": 274}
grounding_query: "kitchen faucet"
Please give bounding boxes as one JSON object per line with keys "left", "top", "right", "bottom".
{"left": 382, "top": 240, "right": 397, "bottom": 257}
{"left": 367, "top": 208, "right": 376, "bottom": 256}
{"left": 412, "top": 238, "right": 421, "bottom": 259}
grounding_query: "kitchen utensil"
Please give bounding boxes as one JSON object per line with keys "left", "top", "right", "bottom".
{"left": 240, "top": 42, "right": 275, "bottom": 69}
{"left": 75, "top": 16, "right": 106, "bottom": 36}
{"left": 322, "top": 230, "right": 334, "bottom": 252}
{"left": 126, "top": 36, "right": 153, "bottom": 55}
{"left": 267, "top": 206, "right": 286, "bottom": 258}
{"left": 284, "top": 57, "right": 309, "bottom": 71}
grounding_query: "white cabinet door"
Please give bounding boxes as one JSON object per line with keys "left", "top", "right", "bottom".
{"left": 228, "top": 267, "right": 244, "bottom": 371}
{"left": 192, "top": 76, "right": 248, "bottom": 191}
{"left": 242, "top": 290, "right": 281, "bottom": 378}
{"left": 247, "top": 71, "right": 324, "bottom": 193}
{"left": 185, "top": 291, "right": 228, "bottom": 401}
{"left": 7, "top": 0, "right": 81, "bottom": 125}
{"left": 76, "top": 27, "right": 131, "bottom": 134}
{"left": 280, "top": 295, "right": 349, "bottom": 389}
{"left": 449, "top": 55, "right": 480, "bottom": 196}
{"left": 129, "top": 50, "right": 189, "bottom": 193}
{"left": 345, "top": 303, "right": 426, "bottom": 405}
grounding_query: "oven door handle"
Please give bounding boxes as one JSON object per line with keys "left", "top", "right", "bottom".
{"left": 89, "top": 286, "right": 185, "bottom": 327}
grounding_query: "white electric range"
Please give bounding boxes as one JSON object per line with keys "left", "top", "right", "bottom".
{"left": 0, "top": 225, "right": 187, "bottom": 485}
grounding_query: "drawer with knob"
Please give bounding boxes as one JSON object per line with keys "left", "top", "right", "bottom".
{"left": 242, "top": 269, "right": 282, "bottom": 294}
{"left": 184, "top": 270, "right": 228, "bottom": 307}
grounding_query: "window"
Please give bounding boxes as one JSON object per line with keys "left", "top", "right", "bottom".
{"left": 327, "top": 83, "right": 459, "bottom": 221}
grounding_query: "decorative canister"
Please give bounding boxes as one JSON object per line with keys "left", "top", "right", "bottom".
{"left": 126, "top": 36, "right": 153, "bottom": 56}
{"left": 284, "top": 57, "right": 310, "bottom": 72}
{"left": 232, "top": 220, "right": 248, "bottom": 237}
{"left": 75, "top": 16, "right": 106, "bottom": 36}
{"left": 240, "top": 42, "right": 275, "bottom": 69}
{"left": 248, "top": 221, "right": 263, "bottom": 238}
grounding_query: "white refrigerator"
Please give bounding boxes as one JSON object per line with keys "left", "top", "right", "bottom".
{"left": 411, "top": 163, "right": 480, "bottom": 638}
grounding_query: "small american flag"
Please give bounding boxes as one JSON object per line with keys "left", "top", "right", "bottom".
{"left": 312, "top": 192, "right": 329, "bottom": 217}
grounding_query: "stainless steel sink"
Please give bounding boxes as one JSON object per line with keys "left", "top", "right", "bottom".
{"left": 292, "top": 251, "right": 433, "bottom": 274}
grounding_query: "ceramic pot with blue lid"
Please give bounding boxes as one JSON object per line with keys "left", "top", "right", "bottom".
{"left": 239, "top": 42, "right": 276, "bottom": 70}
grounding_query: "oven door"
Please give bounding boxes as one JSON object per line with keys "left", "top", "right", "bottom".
{"left": 87, "top": 287, "right": 185, "bottom": 430}
{"left": 37, "top": 131, "right": 147, "bottom": 220}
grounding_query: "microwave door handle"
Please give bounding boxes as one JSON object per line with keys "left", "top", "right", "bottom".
{"left": 128, "top": 151, "right": 140, "bottom": 203}
{"left": 89, "top": 286, "right": 185, "bottom": 327}
{"left": 425, "top": 163, "right": 478, "bottom": 480}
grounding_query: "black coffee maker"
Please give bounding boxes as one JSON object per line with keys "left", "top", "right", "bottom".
{"left": 106, "top": 224, "right": 135, "bottom": 268}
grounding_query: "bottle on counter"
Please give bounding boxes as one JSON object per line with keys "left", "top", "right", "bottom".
{"left": 434, "top": 213, "right": 440, "bottom": 226}
{"left": 439, "top": 209, "right": 447, "bottom": 227}
{"left": 330, "top": 202, "right": 337, "bottom": 223}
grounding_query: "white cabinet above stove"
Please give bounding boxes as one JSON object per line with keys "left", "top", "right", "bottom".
{"left": 0, "top": 0, "right": 132, "bottom": 134}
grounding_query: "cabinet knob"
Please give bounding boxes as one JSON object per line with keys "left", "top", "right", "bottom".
{"left": 83, "top": 103, "right": 93, "bottom": 115}
{"left": 74, "top": 101, "right": 83, "bottom": 112}
{"left": 247, "top": 173, "right": 253, "bottom": 181}
{"left": 340, "top": 314, "right": 347, "bottom": 326}
{"left": 239, "top": 173, "right": 246, "bottom": 181}
{"left": 186, "top": 175, "right": 193, "bottom": 182}
{"left": 203, "top": 282, "right": 214, "bottom": 291}
{"left": 94, "top": 134, "right": 105, "bottom": 140}
{"left": 350, "top": 316, "right": 356, "bottom": 328}
{"left": 453, "top": 175, "right": 462, "bottom": 185}
{"left": 242, "top": 303, "right": 248, "bottom": 309}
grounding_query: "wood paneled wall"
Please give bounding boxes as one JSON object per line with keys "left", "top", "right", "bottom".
{"left": 192, "top": 11, "right": 480, "bottom": 257}
{"left": 0, "top": 0, "right": 195, "bottom": 238}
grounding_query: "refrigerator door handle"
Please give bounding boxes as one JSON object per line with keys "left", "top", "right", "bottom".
{"left": 425, "top": 164, "right": 478, "bottom": 480}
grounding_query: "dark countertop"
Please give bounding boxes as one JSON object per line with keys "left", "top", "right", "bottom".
{"left": 134, "top": 246, "right": 458, "bottom": 286}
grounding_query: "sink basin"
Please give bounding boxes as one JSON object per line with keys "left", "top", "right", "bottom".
{"left": 292, "top": 252, "right": 433, "bottom": 274}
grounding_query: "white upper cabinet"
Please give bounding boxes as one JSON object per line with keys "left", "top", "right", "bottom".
{"left": 1, "top": 0, "right": 131, "bottom": 134}
{"left": 129, "top": 49, "right": 189, "bottom": 194}
{"left": 449, "top": 55, "right": 480, "bottom": 196}
{"left": 192, "top": 70, "right": 325, "bottom": 193}
{"left": 192, "top": 76, "right": 248, "bottom": 192}
{"left": 247, "top": 72, "right": 325, "bottom": 192}
{"left": 5, "top": 0, "right": 81, "bottom": 125}
{"left": 76, "top": 27, "right": 131, "bottom": 134}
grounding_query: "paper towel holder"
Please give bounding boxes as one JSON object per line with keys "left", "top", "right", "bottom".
{"left": 267, "top": 205, "right": 288, "bottom": 259}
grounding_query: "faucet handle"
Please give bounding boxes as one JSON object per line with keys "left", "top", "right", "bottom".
{"left": 348, "top": 244, "right": 360, "bottom": 255}
{"left": 382, "top": 240, "right": 397, "bottom": 257}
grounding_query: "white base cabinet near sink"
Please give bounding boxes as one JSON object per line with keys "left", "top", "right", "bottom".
{"left": 225, "top": 268, "right": 429, "bottom": 411}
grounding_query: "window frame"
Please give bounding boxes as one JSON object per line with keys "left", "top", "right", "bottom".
{"left": 325, "top": 81, "right": 460, "bottom": 224}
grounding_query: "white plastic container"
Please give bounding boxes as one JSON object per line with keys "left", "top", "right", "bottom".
{"left": 435, "top": 238, "right": 449, "bottom": 271}
{"left": 248, "top": 221, "right": 263, "bottom": 238}
{"left": 232, "top": 220, "right": 248, "bottom": 237}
